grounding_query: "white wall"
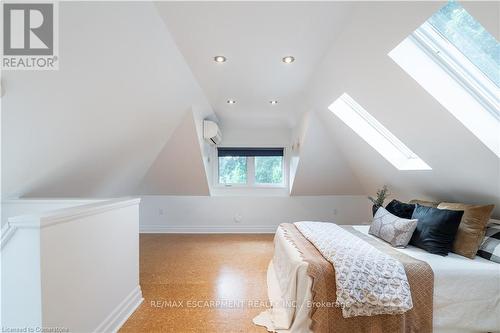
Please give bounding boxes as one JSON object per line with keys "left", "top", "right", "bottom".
{"left": 1, "top": 228, "right": 42, "bottom": 327}
{"left": 1, "top": 2, "right": 214, "bottom": 198}
{"left": 1, "top": 198, "right": 142, "bottom": 332}
{"left": 138, "top": 110, "right": 210, "bottom": 195}
{"left": 192, "top": 106, "right": 218, "bottom": 191}
{"left": 305, "top": 1, "right": 500, "bottom": 217}
{"left": 3, "top": 1, "right": 497, "bottom": 222}
{"left": 219, "top": 119, "right": 291, "bottom": 148}
{"left": 1, "top": 199, "right": 103, "bottom": 227}
{"left": 139, "top": 119, "right": 372, "bottom": 232}
{"left": 140, "top": 195, "right": 372, "bottom": 233}
{"left": 289, "top": 112, "right": 309, "bottom": 191}
{"left": 291, "top": 111, "right": 364, "bottom": 195}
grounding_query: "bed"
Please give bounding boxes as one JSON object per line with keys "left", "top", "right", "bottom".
{"left": 254, "top": 224, "right": 500, "bottom": 333}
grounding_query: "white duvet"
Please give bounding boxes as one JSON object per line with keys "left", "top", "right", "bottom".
{"left": 254, "top": 224, "right": 500, "bottom": 333}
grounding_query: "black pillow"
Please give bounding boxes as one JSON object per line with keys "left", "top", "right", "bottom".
{"left": 410, "top": 204, "right": 464, "bottom": 256}
{"left": 385, "top": 199, "right": 416, "bottom": 219}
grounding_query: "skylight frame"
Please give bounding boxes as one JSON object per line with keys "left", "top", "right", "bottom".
{"left": 426, "top": 1, "right": 499, "bottom": 87}
{"left": 412, "top": 21, "right": 499, "bottom": 121}
{"left": 328, "top": 93, "right": 432, "bottom": 171}
{"left": 388, "top": 7, "right": 500, "bottom": 158}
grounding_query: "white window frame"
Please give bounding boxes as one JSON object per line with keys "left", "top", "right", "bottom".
{"left": 213, "top": 147, "right": 288, "bottom": 189}
{"left": 412, "top": 22, "right": 499, "bottom": 121}
{"left": 389, "top": 21, "right": 500, "bottom": 158}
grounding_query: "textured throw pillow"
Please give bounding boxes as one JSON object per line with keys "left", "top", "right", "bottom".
{"left": 410, "top": 204, "right": 464, "bottom": 256}
{"left": 488, "top": 219, "right": 500, "bottom": 225}
{"left": 369, "top": 207, "right": 418, "bottom": 248}
{"left": 477, "top": 223, "right": 500, "bottom": 263}
{"left": 437, "top": 203, "right": 494, "bottom": 259}
{"left": 408, "top": 199, "right": 440, "bottom": 208}
{"left": 385, "top": 199, "right": 416, "bottom": 219}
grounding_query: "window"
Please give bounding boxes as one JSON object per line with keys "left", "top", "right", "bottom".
{"left": 218, "top": 156, "right": 247, "bottom": 184}
{"left": 328, "top": 93, "right": 431, "bottom": 170}
{"left": 389, "top": 2, "right": 500, "bottom": 157}
{"left": 217, "top": 147, "right": 285, "bottom": 186}
{"left": 255, "top": 156, "right": 283, "bottom": 184}
{"left": 428, "top": 2, "right": 499, "bottom": 86}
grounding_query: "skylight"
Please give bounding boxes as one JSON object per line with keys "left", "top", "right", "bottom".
{"left": 428, "top": 2, "right": 499, "bottom": 86}
{"left": 389, "top": 2, "right": 500, "bottom": 157}
{"left": 328, "top": 93, "right": 431, "bottom": 171}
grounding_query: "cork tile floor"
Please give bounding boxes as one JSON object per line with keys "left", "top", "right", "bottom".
{"left": 120, "top": 234, "right": 274, "bottom": 333}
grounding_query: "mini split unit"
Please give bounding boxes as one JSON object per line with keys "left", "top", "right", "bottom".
{"left": 203, "top": 120, "right": 222, "bottom": 145}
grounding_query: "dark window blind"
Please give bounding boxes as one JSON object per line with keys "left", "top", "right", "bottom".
{"left": 218, "top": 147, "right": 284, "bottom": 157}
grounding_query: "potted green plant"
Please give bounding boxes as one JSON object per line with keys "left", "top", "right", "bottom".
{"left": 368, "top": 185, "right": 390, "bottom": 216}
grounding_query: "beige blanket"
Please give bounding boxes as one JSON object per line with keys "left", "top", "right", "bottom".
{"left": 281, "top": 223, "right": 434, "bottom": 333}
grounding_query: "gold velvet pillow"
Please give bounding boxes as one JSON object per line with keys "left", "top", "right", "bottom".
{"left": 408, "top": 199, "right": 440, "bottom": 208}
{"left": 437, "top": 202, "right": 494, "bottom": 259}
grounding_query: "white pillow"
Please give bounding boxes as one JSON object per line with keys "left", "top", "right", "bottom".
{"left": 369, "top": 207, "right": 418, "bottom": 248}
{"left": 488, "top": 218, "right": 500, "bottom": 225}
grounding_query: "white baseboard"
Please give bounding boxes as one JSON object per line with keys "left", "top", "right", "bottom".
{"left": 94, "top": 285, "right": 143, "bottom": 333}
{"left": 140, "top": 224, "right": 278, "bottom": 234}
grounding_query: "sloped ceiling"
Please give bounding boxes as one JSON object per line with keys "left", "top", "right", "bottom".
{"left": 138, "top": 110, "right": 210, "bottom": 195}
{"left": 304, "top": 1, "right": 500, "bottom": 216}
{"left": 290, "top": 111, "right": 363, "bottom": 195}
{"left": 1, "top": 1, "right": 498, "bottom": 214}
{"left": 1, "top": 2, "right": 214, "bottom": 198}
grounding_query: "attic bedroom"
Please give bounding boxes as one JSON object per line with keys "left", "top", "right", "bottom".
{"left": 1, "top": 1, "right": 499, "bottom": 332}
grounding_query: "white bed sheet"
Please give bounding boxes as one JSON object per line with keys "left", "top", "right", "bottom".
{"left": 254, "top": 224, "right": 500, "bottom": 333}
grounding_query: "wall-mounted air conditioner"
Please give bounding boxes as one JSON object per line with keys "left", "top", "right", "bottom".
{"left": 203, "top": 120, "right": 222, "bottom": 145}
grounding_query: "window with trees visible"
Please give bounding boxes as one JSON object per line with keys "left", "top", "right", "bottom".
{"left": 428, "top": 2, "right": 499, "bottom": 86}
{"left": 217, "top": 148, "right": 285, "bottom": 186}
{"left": 389, "top": 1, "right": 500, "bottom": 157}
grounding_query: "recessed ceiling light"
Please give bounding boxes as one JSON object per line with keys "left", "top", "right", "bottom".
{"left": 282, "top": 56, "right": 295, "bottom": 64}
{"left": 227, "top": 99, "right": 236, "bottom": 104}
{"left": 270, "top": 100, "right": 278, "bottom": 105}
{"left": 214, "top": 55, "right": 227, "bottom": 63}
